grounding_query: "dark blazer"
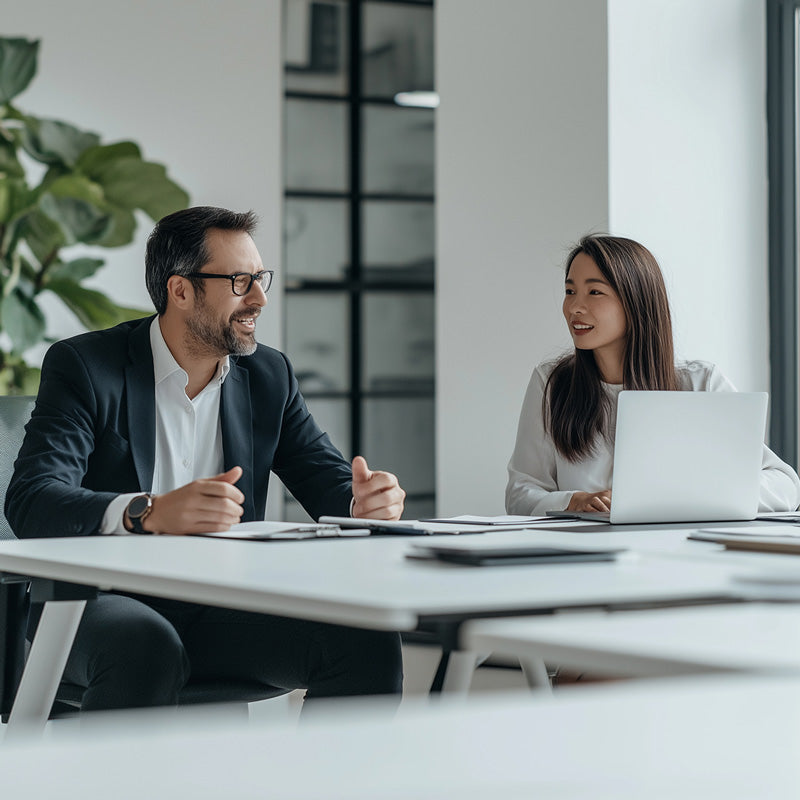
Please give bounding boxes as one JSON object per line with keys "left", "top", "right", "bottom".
{"left": 6, "top": 316, "right": 353, "bottom": 538}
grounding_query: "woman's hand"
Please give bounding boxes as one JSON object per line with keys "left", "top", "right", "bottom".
{"left": 567, "top": 490, "right": 612, "bottom": 513}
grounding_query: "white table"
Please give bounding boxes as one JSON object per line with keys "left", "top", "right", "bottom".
{"left": 0, "top": 527, "right": 770, "bottom": 735}
{"left": 462, "top": 602, "right": 800, "bottom": 682}
{"left": 2, "top": 673, "right": 800, "bottom": 798}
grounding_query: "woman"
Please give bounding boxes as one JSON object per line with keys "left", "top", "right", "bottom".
{"left": 506, "top": 234, "right": 800, "bottom": 515}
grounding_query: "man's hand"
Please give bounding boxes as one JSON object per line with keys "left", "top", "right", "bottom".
{"left": 351, "top": 456, "right": 405, "bottom": 520}
{"left": 567, "top": 489, "right": 612, "bottom": 513}
{"left": 142, "top": 467, "right": 245, "bottom": 535}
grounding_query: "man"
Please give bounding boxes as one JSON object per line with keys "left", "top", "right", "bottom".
{"left": 6, "top": 206, "right": 405, "bottom": 711}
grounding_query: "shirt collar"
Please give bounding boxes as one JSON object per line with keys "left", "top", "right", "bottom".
{"left": 149, "top": 316, "right": 230, "bottom": 389}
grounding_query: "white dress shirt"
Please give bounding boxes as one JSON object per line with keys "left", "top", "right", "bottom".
{"left": 100, "top": 317, "right": 229, "bottom": 534}
{"left": 505, "top": 359, "right": 800, "bottom": 515}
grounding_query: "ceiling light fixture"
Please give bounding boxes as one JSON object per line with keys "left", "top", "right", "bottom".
{"left": 394, "top": 91, "right": 440, "bottom": 109}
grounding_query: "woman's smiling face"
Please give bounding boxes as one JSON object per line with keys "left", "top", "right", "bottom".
{"left": 563, "top": 251, "right": 628, "bottom": 372}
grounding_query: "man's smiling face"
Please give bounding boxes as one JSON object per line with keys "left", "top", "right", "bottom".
{"left": 184, "top": 228, "right": 267, "bottom": 358}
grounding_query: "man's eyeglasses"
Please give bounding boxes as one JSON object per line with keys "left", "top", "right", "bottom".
{"left": 187, "top": 270, "right": 274, "bottom": 296}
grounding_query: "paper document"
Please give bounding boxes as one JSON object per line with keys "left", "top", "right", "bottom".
{"left": 420, "top": 515, "right": 555, "bottom": 526}
{"left": 193, "top": 521, "right": 370, "bottom": 541}
{"left": 320, "top": 517, "right": 431, "bottom": 535}
{"left": 321, "top": 516, "right": 606, "bottom": 535}
{"left": 690, "top": 528, "right": 800, "bottom": 555}
{"left": 695, "top": 526, "right": 800, "bottom": 539}
{"left": 320, "top": 516, "right": 537, "bottom": 535}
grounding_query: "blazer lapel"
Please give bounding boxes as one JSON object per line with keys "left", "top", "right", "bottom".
{"left": 221, "top": 360, "right": 255, "bottom": 520}
{"left": 125, "top": 317, "right": 157, "bottom": 491}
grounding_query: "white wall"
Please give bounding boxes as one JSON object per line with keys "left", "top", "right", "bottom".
{"left": 436, "top": 0, "right": 770, "bottom": 515}
{"left": 436, "top": 0, "right": 610, "bottom": 515}
{"left": 6, "top": 0, "right": 283, "bottom": 352}
{"left": 608, "top": 0, "right": 768, "bottom": 393}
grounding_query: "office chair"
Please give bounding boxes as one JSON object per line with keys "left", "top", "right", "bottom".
{"left": 0, "top": 395, "right": 287, "bottom": 723}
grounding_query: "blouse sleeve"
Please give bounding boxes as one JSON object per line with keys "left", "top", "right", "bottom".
{"left": 704, "top": 363, "right": 800, "bottom": 512}
{"left": 505, "top": 366, "right": 576, "bottom": 514}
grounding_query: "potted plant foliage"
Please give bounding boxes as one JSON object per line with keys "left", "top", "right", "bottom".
{"left": 0, "top": 36, "right": 189, "bottom": 394}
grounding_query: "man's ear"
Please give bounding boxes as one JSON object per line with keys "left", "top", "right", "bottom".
{"left": 166, "top": 274, "right": 194, "bottom": 311}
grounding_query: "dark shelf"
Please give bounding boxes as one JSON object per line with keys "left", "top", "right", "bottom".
{"left": 285, "top": 189, "right": 435, "bottom": 202}
{"left": 283, "top": 0, "right": 436, "bottom": 516}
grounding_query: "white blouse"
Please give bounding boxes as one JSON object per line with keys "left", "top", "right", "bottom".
{"left": 505, "top": 359, "right": 800, "bottom": 515}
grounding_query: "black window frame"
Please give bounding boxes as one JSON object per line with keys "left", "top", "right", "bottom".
{"left": 768, "top": 0, "right": 800, "bottom": 467}
{"left": 282, "top": 0, "right": 436, "bottom": 517}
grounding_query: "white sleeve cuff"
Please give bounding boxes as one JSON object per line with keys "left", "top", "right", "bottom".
{"left": 101, "top": 493, "right": 140, "bottom": 535}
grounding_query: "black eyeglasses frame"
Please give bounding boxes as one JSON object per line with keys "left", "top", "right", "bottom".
{"left": 185, "top": 269, "right": 275, "bottom": 296}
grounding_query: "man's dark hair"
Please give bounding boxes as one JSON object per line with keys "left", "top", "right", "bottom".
{"left": 145, "top": 206, "right": 259, "bottom": 314}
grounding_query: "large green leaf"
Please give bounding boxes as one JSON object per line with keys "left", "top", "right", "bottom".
{"left": 0, "top": 138, "right": 24, "bottom": 179}
{"left": 39, "top": 162, "right": 71, "bottom": 191}
{"left": 39, "top": 193, "right": 112, "bottom": 245}
{"left": 0, "top": 179, "right": 35, "bottom": 224}
{"left": 47, "top": 256, "right": 105, "bottom": 283}
{"left": 76, "top": 141, "right": 142, "bottom": 176}
{"left": 0, "top": 38, "right": 39, "bottom": 105}
{"left": 20, "top": 117, "right": 100, "bottom": 167}
{"left": 0, "top": 286, "right": 46, "bottom": 352}
{"left": 46, "top": 173, "right": 106, "bottom": 206}
{"left": 1, "top": 185, "right": 39, "bottom": 265}
{"left": 47, "top": 277, "right": 148, "bottom": 330}
{"left": 40, "top": 172, "right": 137, "bottom": 247}
{"left": 92, "top": 156, "right": 189, "bottom": 220}
{"left": 16, "top": 207, "right": 65, "bottom": 263}
{"left": 93, "top": 203, "right": 137, "bottom": 248}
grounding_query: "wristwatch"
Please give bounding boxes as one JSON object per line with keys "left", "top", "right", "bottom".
{"left": 126, "top": 493, "right": 154, "bottom": 534}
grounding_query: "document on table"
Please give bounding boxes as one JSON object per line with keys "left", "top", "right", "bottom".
{"left": 690, "top": 527, "right": 800, "bottom": 555}
{"left": 318, "top": 516, "right": 605, "bottom": 535}
{"left": 421, "top": 515, "right": 606, "bottom": 530}
{"left": 320, "top": 516, "right": 541, "bottom": 535}
{"left": 693, "top": 527, "right": 800, "bottom": 539}
{"left": 192, "top": 521, "right": 371, "bottom": 541}
{"left": 420, "top": 515, "right": 556, "bottom": 526}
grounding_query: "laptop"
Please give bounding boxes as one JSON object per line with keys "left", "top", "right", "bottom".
{"left": 551, "top": 390, "right": 768, "bottom": 524}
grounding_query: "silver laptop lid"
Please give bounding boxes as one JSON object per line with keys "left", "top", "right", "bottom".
{"left": 608, "top": 391, "right": 768, "bottom": 524}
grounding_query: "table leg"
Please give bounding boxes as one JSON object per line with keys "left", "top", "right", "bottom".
{"left": 5, "top": 599, "right": 86, "bottom": 740}
{"left": 520, "top": 657, "right": 552, "bottom": 693}
{"left": 440, "top": 651, "right": 488, "bottom": 695}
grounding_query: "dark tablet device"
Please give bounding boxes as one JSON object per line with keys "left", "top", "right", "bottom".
{"left": 411, "top": 544, "right": 624, "bottom": 567}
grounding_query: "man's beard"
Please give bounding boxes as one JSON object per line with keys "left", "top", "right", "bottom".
{"left": 185, "top": 299, "right": 260, "bottom": 358}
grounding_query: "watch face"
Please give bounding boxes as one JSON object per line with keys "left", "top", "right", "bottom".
{"left": 128, "top": 495, "right": 150, "bottom": 518}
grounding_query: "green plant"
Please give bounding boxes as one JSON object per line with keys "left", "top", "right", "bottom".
{"left": 0, "top": 36, "right": 189, "bottom": 394}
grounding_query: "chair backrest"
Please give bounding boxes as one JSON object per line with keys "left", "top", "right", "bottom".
{"left": 0, "top": 397, "right": 35, "bottom": 540}
{"left": 0, "top": 396, "right": 34, "bottom": 720}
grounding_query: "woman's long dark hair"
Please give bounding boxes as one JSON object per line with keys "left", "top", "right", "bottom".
{"left": 545, "top": 234, "right": 679, "bottom": 461}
